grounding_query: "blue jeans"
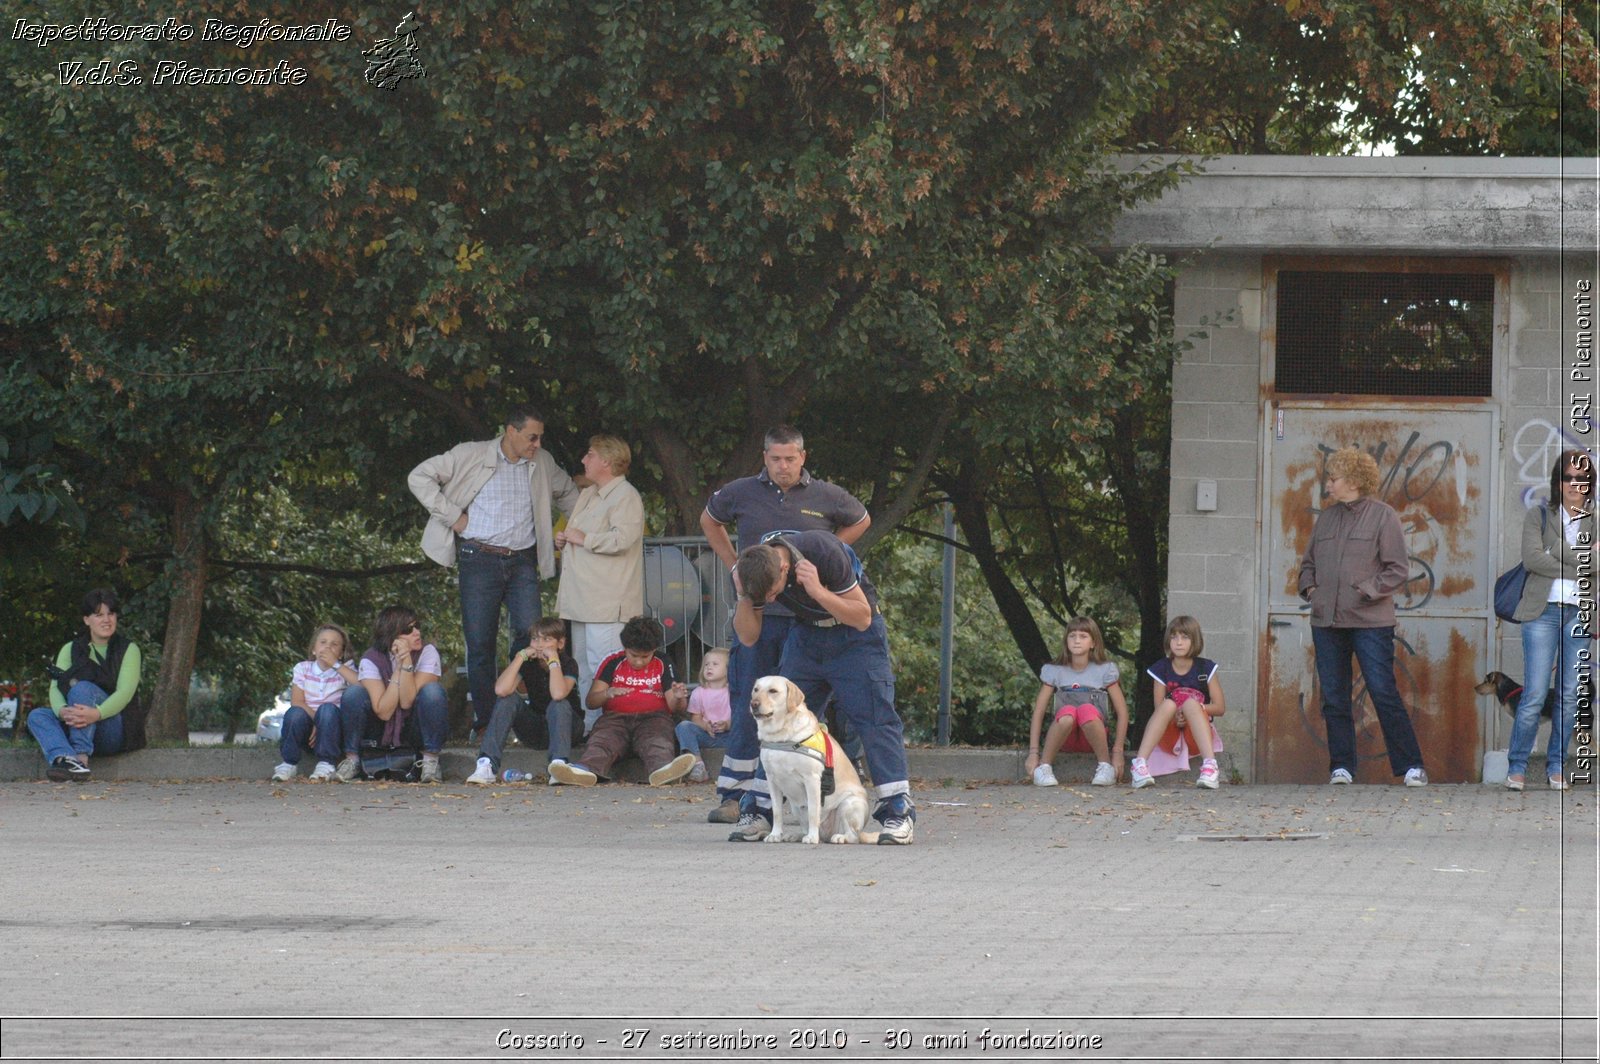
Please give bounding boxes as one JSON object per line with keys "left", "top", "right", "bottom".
{"left": 780, "top": 613, "right": 911, "bottom": 806}
{"left": 27, "top": 681, "right": 125, "bottom": 762}
{"left": 1511, "top": 602, "right": 1587, "bottom": 779}
{"left": 278, "top": 704, "right": 345, "bottom": 765}
{"left": 478, "top": 693, "right": 583, "bottom": 770}
{"left": 675, "top": 720, "right": 731, "bottom": 759}
{"left": 1312, "top": 625, "right": 1425, "bottom": 776}
{"left": 458, "top": 541, "right": 541, "bottom": 730}
{"left": 338, "top": 682, "right": 449, "bottom": 755}
{"left": 718, "top": 614, "right": 795, "bottom": 808}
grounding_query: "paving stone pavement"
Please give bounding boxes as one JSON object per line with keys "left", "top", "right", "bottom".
{"left": 1, "top": 777, "right": 1595, "bottom": 1063}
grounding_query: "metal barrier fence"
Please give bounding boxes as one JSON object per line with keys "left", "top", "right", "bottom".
{"left": 642, "top": 536, "right": 737, "bottom": 686}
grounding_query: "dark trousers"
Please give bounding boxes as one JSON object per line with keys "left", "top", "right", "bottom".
{"left": 457, "top": 541, "right": 541, "bottom": 730}
{"left": 1312, "top": 625, "right": 1425, "bottom": 776}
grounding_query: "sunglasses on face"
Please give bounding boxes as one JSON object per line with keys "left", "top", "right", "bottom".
{"left": 400, "top": 623, "right": 420, "bottom": 634}
{"left": 1562, "top": 476, "right": 1591, "bottom": 487}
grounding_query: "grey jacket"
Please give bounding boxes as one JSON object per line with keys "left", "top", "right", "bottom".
{"left": 1513, "top": 503, "right": 1595, "bottom": 622}
{"left": 1297, "top": 495, "right": 1409, "bottom": 628}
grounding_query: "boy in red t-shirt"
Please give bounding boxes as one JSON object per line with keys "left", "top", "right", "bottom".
{"left": 549, "top": 616, "right": 693, "bottom": 786}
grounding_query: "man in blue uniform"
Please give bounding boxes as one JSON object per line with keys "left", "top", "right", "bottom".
{"left": 731, "top": 530, "right": 914, "bottom": 845}
{"left": 699, "top": 426, "right": 870, "bottom": 824}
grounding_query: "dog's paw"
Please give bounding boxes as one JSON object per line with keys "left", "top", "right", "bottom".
{"left": 827, "top": 833, "right": 852, "bottom": 844}
{"left": 764, "top": 831, "right": 785, "bottom": 843}
{"left": 801, "top": 832, "right": 820, "bottom": 845}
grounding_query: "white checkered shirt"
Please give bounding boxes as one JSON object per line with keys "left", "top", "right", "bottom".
{"left": 461, "top": 449, "right": 535, "bottom": 549}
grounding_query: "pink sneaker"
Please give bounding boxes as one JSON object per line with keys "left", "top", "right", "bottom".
{"left": 1196, "top": 761, "right": 1220, "bottom": 789}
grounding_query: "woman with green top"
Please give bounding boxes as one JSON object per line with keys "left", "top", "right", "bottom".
{"left": 29, "top": 588, "right": 146, "bottom": 781}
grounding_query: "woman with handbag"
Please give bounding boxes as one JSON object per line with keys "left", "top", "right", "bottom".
{"left": 1507, "top": 450, "right": 1594, "bottom": 792}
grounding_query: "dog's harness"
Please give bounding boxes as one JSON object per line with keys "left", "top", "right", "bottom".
{"left": 761, "top": 729, "right": 836, "bottom": 798}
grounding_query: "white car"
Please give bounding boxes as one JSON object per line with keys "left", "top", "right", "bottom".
{"left": 0, "top": 685, "right": 18, "bottom": 732}
{"left": 255, "top": 688, "right": 292, "bottom": 742}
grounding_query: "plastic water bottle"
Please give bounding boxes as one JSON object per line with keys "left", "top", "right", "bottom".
{"left": 502, "top": 769, "right": 534, "bottom": 782}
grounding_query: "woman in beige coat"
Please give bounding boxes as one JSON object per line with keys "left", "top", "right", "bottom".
{"left": 555, "top": 434, "right": 645, "bottom": 729}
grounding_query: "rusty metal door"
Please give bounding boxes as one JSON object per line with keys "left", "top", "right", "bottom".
{"left": 1259, "top": 406, "right": 1496, "bottom": 782}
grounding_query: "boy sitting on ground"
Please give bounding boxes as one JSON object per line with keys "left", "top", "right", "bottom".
{"left": 549, "top": 616, "right": 695, "bottom": 787}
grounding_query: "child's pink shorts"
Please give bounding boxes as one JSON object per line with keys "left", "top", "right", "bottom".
{"left": 1053, "top": 702, "right": 1105, "bottom": 728}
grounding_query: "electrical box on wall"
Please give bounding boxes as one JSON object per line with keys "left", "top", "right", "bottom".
{"left": 1196, "top": 479, "right": 1218, "bottom": 512}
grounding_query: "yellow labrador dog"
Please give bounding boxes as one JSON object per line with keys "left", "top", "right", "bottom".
{"left": 751, "top": 675, "right": 876, "bottom": 845}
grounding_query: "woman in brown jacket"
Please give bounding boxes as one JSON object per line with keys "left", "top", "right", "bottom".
{"left": 1297, "top": 447, "right": 1428, "bottom": 786}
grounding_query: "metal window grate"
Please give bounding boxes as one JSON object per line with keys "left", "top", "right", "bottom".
{"left": 1275, "top": 270, "right": 1494, "bottom": 397}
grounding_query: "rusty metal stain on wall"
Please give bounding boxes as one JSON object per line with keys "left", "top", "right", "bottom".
{"left": 1262, "top": 617, "right": 1484, "bottom": 784}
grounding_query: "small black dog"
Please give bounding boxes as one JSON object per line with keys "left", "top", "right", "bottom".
{"left": 1475, "top": 671, "right": 1556, "bottom": 720}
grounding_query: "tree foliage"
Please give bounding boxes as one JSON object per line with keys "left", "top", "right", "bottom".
{"left": 1127, "top": 0, "right": 1598, "bottom": 154}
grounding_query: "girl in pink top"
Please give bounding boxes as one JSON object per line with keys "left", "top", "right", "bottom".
{"left": 675, "top": 648, "right": 732, "bottom": 784}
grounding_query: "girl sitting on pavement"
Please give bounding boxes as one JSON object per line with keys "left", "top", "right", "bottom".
{"left": 1130, "top": 615, "right": 1227, "bottom": 789}
{"left": 272, "top": 623, "right": 359, "bottom": 782}
{"left": 675, "top": 647, "right": 732, "bottom": 783}
{"left": 1025, "top": 617, "right": 1128, "bottom": 787}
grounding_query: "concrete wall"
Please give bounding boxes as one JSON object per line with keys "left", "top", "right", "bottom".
{"left": 1166, "top": 253, "right": 1264, "bottom": 776}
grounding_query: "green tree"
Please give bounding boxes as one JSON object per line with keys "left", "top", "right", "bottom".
{"left": 1126, "top": 0, "right": 1598, "bottom": 154}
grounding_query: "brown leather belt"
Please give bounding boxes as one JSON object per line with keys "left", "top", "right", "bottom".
{"left": 460, "top": 538, "right": 519, "bottom": 556}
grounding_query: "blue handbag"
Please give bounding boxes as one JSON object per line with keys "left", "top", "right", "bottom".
{"left": 1493, "top": 508, "right": 1545, "bottom": 623}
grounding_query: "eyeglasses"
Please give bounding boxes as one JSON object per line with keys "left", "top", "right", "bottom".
{"left": 1562, "top": 476, "right": 1592, "bottom": 487}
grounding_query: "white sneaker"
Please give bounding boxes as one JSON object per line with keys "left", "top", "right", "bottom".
{"left": 1031, "top": 764, "right": 1058, "bottom": 787}
{"left": 271, "top": 762, "right": 296, "bottom": 782}
{"left": 1129, "top": 757, "right": 1154, "bottom": 789}
{"left": 549, "top": 761, "right": 597, "bottom": 787}
{"left": 309, "top": 761, "right": 337, "bottom": 782}
{"left": 1404, "top": 766, "right": 1428, "bottom": 788}
{"left": 688, "top": 760, "right": 708, "bottom": 783}
{"left": 466, "top": 757, "right": 495, "bottom": 785}
{"left": 649, "top": 753, "right": 697, "bottom": 786}
{"left": 333, "top": 756, "right": 361, "bottom": 782}
{"left": 1196, "top": 761, "right": 1220, "bottom": 789}
{"left": 546, "top": 758, "right": 566, "bottom": 786}
{"left": 1329, "top": 768, "right": 1353, "bottom": 785}
{"left": 418, "top": 757, "right": 441, "bottom": 784}
{"left": 1090, "top": 762, "right": 1116, "bottom": 786}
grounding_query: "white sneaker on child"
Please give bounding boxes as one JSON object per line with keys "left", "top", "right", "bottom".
{"left": 465, "top": 757, "right": 495, "bottom": 785}
{"left": 1032, "top": 764, "right": 1058, "bottom": 787}
{"left": 1196, "top": 760, "right": 1220, "bottom": 789}
{"left": 1091, "top": 762, "right": 1116, "bottom": 786}
{"left": 1129, "top": 757, "right": 1154, "bottom": 789}
{"left": 309, "top": 761, "right": 337, "bottom": 782}
{"left": 271, "top": 762, "right": 296, "bottom": 782}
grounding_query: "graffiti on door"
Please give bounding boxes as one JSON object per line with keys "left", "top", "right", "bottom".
{"left": 1279, "top": 425, "right": 1479, "bottom": 611}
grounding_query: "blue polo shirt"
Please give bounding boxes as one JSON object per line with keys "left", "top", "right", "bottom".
{"left": 705, "top": 469, "right": 867, "bottom": 617}
{"left": 764, "top": 531, "right": 879, "bottom": 625}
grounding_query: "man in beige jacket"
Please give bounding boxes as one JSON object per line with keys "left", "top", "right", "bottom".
{"left": 408, "top": 407, "right": 580, "bottom": 733}
{"left": 555, "top": 434, "right": 645, "bottom": 731}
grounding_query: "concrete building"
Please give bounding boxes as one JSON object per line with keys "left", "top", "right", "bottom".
{"left": 1109, "top": 156, "right": 1598, "bottom": 782}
